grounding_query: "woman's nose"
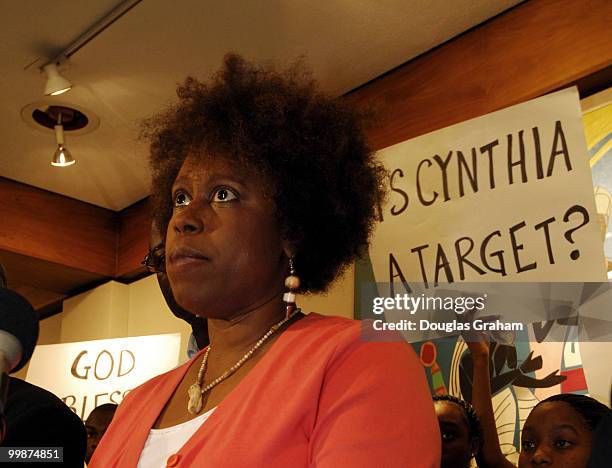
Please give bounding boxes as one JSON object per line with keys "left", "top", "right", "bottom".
{"left": 531, "top": 446, "right": 552, "bottom": 465}
{"left": 172, "top": 202, "right": 205, "bottom": 234}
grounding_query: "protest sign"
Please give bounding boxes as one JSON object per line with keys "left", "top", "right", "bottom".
{"left": 368, "top": 87, "right": 606, "bottom": 288}
{"left": 26, "top": 333, "right": 180, "bottom": 420}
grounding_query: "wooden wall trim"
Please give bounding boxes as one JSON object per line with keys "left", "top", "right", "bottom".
{"left": 116, "top": 198, "right": 150, "bottom": 280}
{"left": 345, "top": 0, "right": 612, "bottom": 150}
{"left": 0, "top": 177, "right": 117, "bottom": 277}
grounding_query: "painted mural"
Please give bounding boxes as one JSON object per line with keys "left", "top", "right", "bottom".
{"left": 414, "top": 318, "right": 586, "bottom": 458}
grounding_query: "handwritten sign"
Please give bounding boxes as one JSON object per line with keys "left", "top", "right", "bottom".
{"left": 369, "top": 87, "right": 606, "bottom": 287}
{"left": 26, "top": 334, "right": 181, "bottom": 420}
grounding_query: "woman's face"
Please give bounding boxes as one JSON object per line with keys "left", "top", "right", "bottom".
{"left": 165, "top": 153, "right": 287, "bottom": 318}
{"left": 434, "top": 401, "right": 475, "bottom": 468}
{"left": 519, "top": 401, "right": 593, "bottom": 468}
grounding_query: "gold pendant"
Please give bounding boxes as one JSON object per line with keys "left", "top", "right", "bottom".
{"left": 187, "top": 383, "right": 203, "bottom": 414}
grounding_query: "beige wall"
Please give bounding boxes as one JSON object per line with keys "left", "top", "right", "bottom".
{"left": 60, "top": 282, "right": 129, "bottom": 342}
{"left": 126, "top": 276, "right": 193, "bottom": 358}
{"left": 46, "top": 277, "right": 194, "bottom": 366}
{"left": 12, "top": 313, "right": 63, "bottom": 380}
{"left": 298, "top": 264, "right": 354, "bottom": 319}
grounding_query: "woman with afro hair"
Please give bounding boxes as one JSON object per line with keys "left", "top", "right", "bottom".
{"left": 90, "top": 54, "right": 439, "bottom": 467}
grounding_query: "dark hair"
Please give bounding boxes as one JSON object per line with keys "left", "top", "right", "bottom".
{"left": 0, "top": 263, "right": 6, "bottom": 288}
{"left": 142, "top": 53, "right": 386, "bottom": 293}
{"left": 89, "top": 403, "right": 118, "bottom": 416}
{"left": 433, "top": 394, "right": 481, "bottom": 442}
{"left": 536, "top": 393, "right": 611, "bottom": 431}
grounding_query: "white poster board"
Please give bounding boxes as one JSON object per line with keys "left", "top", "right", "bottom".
{"left": 26, "top": 333, "right": 181, "bottom": 420}
{"left": 369, "top": 87, "right": 606, "bottom": 285}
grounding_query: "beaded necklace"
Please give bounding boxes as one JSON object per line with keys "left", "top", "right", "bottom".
{"left": 187, "top": 309, "right": 300, "bottom": 414}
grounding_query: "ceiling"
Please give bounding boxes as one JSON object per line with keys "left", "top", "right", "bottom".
{"left": 1, "top": 0, "right": 521, "bottom": 211}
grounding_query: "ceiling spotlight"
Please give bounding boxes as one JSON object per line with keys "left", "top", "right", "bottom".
{"left": 51, "top": 116, "right": 75, "bottom": 167}
{"left": 51, "top": 144, "right": 74, "bottom": 167}
{"left": 42, "top": 63, "right": 72, "bottom": 96}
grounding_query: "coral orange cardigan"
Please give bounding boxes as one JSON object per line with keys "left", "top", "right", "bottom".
{"left": 90, "top": 313, "right": 440, "bottom": 467}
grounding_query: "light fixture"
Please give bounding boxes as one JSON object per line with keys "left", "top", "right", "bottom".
{"left": 42, "top": 63, "right": 72, "bottom": 96}
{"left": 51, "top": 114, "right": 75, "bottom": 167}
{"left": 34, "top": 1, "right": 143, "bottom": 97}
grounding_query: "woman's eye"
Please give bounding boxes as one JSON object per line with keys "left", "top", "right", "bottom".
{"left": 555, "top": 439, "right": 573, "bottom": 449}
{"left": 211, "top": 187, "right": 238, "bottom": 202}
{"left": 173, "top": 191, "right": 192, "bottom": 207}
{"left": 521, "top": 440, "right": 536, "bottom": 451}
{"left": 441, "top": 432, "right": 456, "bottom": 441}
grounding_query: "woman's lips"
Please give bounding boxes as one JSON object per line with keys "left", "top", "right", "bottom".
{"left": 167, "top": 247, "right": 210, "bottom": 269}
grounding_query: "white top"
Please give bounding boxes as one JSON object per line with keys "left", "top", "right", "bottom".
{"left": 137, "top": 407, "right": 216, "bottom": 468}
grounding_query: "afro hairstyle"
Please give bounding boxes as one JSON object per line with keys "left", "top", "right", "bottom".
{"left": 143, "top": 53, "right": 386, "bottom": 293}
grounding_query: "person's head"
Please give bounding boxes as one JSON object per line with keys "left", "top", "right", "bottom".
{"left": 519, "top": 393, "right": 611, "bottom": 467}
{"left": 143, "top": 53, "right": 385, "bottom": 318}
{"left": 146, "top": 220, "right": 209, "bottom": 348}
{"left": 433, "top": 394, "right": 481, "bottom": 468}
{"left": 85, "top": 403, "right": 117, "bottom": 464}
